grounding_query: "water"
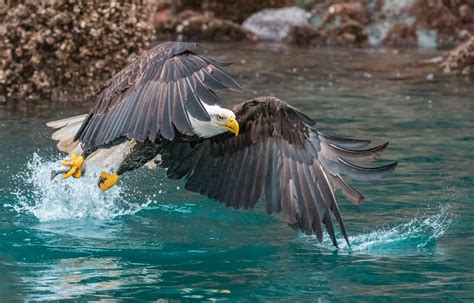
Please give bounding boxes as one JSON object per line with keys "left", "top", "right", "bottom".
{"left": 1, "top": 43, "right": 473, "bottom": 301}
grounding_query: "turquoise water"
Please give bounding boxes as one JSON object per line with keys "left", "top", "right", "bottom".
{"left": 1, "top": 44, "right": 473, "bottom": 301}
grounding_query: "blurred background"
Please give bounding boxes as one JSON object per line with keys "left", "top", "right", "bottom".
{"left": 1, "top": 0, "right": 473, "bottom": 105}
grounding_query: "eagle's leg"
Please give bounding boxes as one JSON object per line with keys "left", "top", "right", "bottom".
{"left": 98, "top": 140, "right": 161, "bottom": 191}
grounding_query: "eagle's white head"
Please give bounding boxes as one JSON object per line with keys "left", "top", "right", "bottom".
{"left": 188, "top": 104, "right": 239, "bottom": 138}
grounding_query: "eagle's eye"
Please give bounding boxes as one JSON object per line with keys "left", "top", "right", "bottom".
{"left": 216, "top": 115, "right": 225, "bottom": 121}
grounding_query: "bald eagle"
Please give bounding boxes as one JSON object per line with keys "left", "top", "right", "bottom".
{"left": 48, "top": 41, "right": 397, "bottom": 246}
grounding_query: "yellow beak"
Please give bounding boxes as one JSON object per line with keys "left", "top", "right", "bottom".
{"left": 225, "top": 117, "right": 239, "bottom": 136}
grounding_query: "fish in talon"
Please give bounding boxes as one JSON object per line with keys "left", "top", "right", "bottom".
{"left": 50, "top": 165, "right": 70, "bottom": 180}
{"left": 51, "top": 162, "right": 88, "bottom": 180}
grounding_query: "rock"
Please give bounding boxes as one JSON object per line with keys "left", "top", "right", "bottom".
{"left": 441, "top": 36, "right": 474, "bottom": 76}
{"left": 421, "top": 56, "right": 444, "bottom": 65}
{"left": 155, "top": 10, "right": 247, "bottom": 42}
{"left": 291, "top": 0, "right": 371, "bottom": 47}
{"left": 285, "top": 24, "right": 324, "bottom": 46}
{"left": 364, "top": 0, "right": 414, "bottom": 47}
{"left": 324, "top": 1, "right": 369, "bottom": 25}
{"left": 286, "top": 21, "right": 368, "bottom": 48}
{"left": 325, "top": 19, "right": 368, "bottom": 47}
{"left": 382, "top": 22, "right": 417, "bottom": 48}
{"left": 242, "top": 6, "right": 309, "bottom": 41}
{"left": 412, "top": 0, "right": 472, "bottom": 48}
{"left": 153, "top": 1, "right": 172, "bottom": 24}
{"left": 174, "top": 0, "right": 295, "bottom": 23}
{"left": 1, "top": 1, "right": 155, "bottom": 103}
{"left": 285, "top": 1, "right": 370, "bottom": 48}
{"left": 459, "top": 4, "right": 474, "bottom": 23}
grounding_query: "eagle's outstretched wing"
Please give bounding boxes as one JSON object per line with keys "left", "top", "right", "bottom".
{"left": 74, "top": 41, "right": 240, "bottom": 148}
{"left": 159, "top": 96, "right": 397, "bottom": 246}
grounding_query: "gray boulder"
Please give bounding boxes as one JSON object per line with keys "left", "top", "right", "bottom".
{"left": 242, "top": 6, "right": 309, "bottom": 41}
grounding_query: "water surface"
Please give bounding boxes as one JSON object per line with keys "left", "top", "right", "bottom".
{"left": 1, "top": 43, "right": 473, "bottom": 301}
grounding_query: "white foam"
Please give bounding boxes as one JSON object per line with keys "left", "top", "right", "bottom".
{"left": 300, "top": 204, "right": 453, "bottom": 255}
{"left": 9, "top": 153, "right": 151, "bottom": 222}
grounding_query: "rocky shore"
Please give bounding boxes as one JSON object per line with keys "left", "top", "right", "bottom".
{"left": 441, "top": 36, "right": 474, "bottom": 76}
{"left": 1, "top": 0, "right": 473, "bottom": 103}
{"left": 0, "top": 0, "right": 154, "bottom": 103}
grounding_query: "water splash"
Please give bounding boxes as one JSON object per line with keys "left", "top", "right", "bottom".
{"left": 300, "top": 204, "right": 453, "bottom": 255}
{"left": 8, "top": 153, "right": 151, "bottom": 222}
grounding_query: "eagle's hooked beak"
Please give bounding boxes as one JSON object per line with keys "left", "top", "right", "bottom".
{"left": 225, "top": 117, "right": 239, "bottom": 136}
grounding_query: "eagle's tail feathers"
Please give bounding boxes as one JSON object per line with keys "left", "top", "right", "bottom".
{"left": 47, "top": 115, "right": 87, "bottom": 154}
{"left": 46, "top": 114, "right": 88, "bottom": 129}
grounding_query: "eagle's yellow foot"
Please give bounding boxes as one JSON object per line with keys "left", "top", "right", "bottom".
{"left": 98, "top": 172, "right": 120, "bottom": 191}
{"left": 61, "top": 153, "right": 84, "bottom": 179}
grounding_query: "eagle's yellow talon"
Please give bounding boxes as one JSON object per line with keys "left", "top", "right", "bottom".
{"left": 98, "top": 171, "right": 120, "bottom": 191}
{"left": 61, "top": 153, "right": 84, "bottom": 179}
{"left": 62, "top": 166, "right": 77, "bottom": 179}
{"left": 73, "top": 168, "right": 82, "bottom": 179}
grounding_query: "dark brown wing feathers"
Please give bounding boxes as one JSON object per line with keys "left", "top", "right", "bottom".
{"left": 159, "top": 96, "right": 397, "bottom": 246}
{"left": 74, "top": 41, "right": 240, "bottom": 147}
